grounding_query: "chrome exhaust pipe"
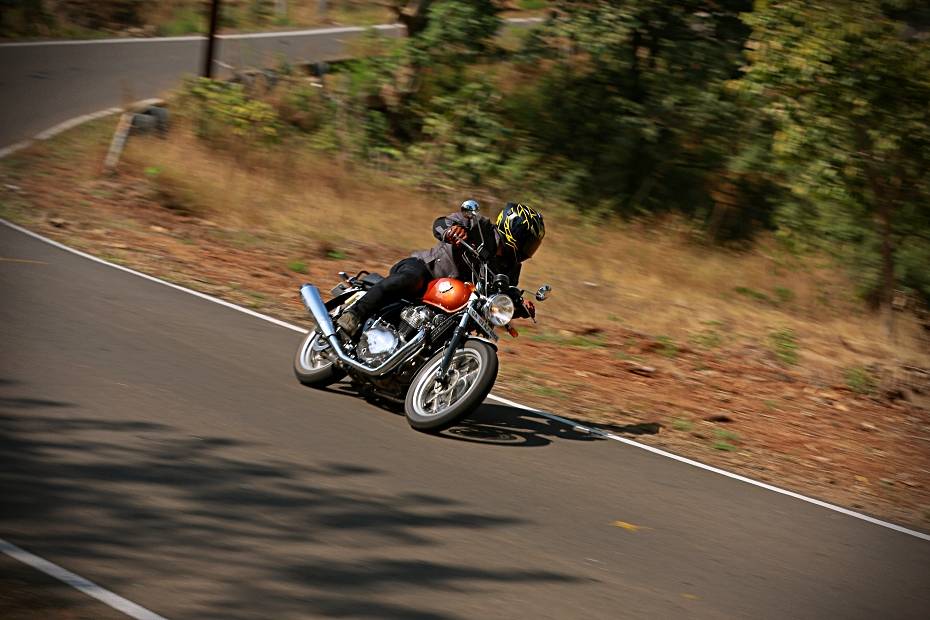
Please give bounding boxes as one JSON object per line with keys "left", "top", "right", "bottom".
{"left": 299, "top": 283, "right": 426, "bottom": 377}
{"left": 300, "top": 284, "right": 336, "bottom": 338}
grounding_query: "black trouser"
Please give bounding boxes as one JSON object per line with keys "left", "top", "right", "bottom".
{"left": 351, "top": 257, "right": 432, "bottom": 320}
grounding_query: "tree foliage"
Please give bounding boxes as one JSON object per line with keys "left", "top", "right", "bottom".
{"left": 177, "top": 0, "right": 930, "bottom": 309}
{"left": 740, "top": 0, "right": 930, "bottom": 307}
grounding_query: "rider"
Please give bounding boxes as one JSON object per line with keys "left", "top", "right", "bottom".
{"left": 337, "top": 200, "right": 546, "bottom": 336}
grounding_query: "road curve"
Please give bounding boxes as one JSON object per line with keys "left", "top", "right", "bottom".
{"left": 0, "top": 19, "right": 546, "bottom": 150}
{"left": 0, "top": 24, "right": 406, "bottom": 149}
{"left": 1, "top": 222, "right": 929, "bottom": 618}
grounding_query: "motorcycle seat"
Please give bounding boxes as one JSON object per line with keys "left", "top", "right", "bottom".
{"left": 361, "top": 272, "right": 385, "bottom": 287}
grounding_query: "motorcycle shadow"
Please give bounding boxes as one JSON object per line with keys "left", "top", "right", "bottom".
{"left": 321, "top": 383, "right": 660, "bottom": 448}
{"left": 440, "top": 403, "right": 601, "bottom": 447}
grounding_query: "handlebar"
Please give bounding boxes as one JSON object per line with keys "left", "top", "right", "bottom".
{"left": 457, "top": 239, "right": 481, "bottom": 257}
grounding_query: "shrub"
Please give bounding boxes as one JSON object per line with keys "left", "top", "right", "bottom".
{"left": 275, "top": 81, "right": 329, "bottom": 133}
{"left": 415, "top": 81, "right": 512, "bottom": 185}
{"left": 183, "top": 78, "right": 280, "bottom": 146}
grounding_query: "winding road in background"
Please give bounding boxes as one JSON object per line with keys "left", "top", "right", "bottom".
{"left": 1, "top": 21, "right": 930, "bottom": 620}
{"left": 0, "top": 22, "right": 415, "bottom": 149}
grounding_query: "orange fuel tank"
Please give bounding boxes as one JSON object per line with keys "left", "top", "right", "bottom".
{"left": 422, "top": 278, "right": 475, "bottom": 313}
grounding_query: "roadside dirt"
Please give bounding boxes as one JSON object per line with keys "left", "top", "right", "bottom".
{"left": 2, "top": 134, "right": 929, "bottom": 531}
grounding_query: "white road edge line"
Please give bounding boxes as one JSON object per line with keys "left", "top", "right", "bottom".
{"left": 0, "top": 25, "right": 388, "bottom": 47}
{"left": 0, "top": 219, "right": 303, "bottom": 333}
{"left": 0, "top": 107, "right": 125, "bottom": 159}
{"left": 2, "top": 217, "right": 928, "bottom": 543}
{"left": 0, "top": 538, "right": 168, "bottom": 620}
{"left": 0, "top": 18, "right": 540, "bottom": 48}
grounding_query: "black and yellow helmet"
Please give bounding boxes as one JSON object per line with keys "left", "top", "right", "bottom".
{"left": 495, "top": 202, "right": 545, "bottom": 261}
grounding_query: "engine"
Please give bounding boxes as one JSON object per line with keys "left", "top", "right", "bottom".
{"left": 399, "top": 305, "right": 434, "bottom": 339}
{"left": 357, "top": 306, "right": 435, "bottom": 366}
{"left": 357, "top": 323, "right": 400, "bottom": 366}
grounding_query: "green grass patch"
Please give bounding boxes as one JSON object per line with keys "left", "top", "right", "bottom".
{"left": 655, "top": 335, "right": 678, "bottom": 358}
{"left": 845, "top": 365, "right": 877, "bottom": 395}
{"left": 529, "top": 385, "right": 566, "bottom": 399}
{"left": 711, "top": 428, "right": 739, "bottom": 452}
{"left": 714, "top": 428, "right": 739, "bottom": 442}
{"left": 156, "top": 6, "right": 205, "bottom": 36}
{"left": 530, "top": 331, "right": 607, "bottom": 349}
{"left": 734, "top": 286, "right": 773, "bottom": 304}
{"left": 773, "top": 286, "right": 795, "bottom": 304}
{"left": 672, "top": 418, "right": 693, "bottom": 432}
{"left": 325, "top": 249, "right": 347, "bottom": 260}
{"left": 287, "top": 259, "right": 309, "bottom": 274}
{"left": 689, "top": 329, "right": 723, "bottom": 349}
{"left": 769, "top": 328, "right": 799, "bottom": 365}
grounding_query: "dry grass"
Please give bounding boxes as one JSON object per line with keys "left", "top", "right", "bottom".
{"left": 123, "top": 124, "right": 929, "bottom": 382}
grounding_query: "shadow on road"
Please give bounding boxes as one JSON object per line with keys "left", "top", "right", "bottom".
{"left": 441, "top": 405, "right": 662, "bottom": 446}
{"left": 440, "top": 403, "right": 604, "bottom": 447}
{"left": 0, "top": 392, "right": 585, "bottom": 619}
{"left": 320, "top": 382, "right": 659, "bottom": 447}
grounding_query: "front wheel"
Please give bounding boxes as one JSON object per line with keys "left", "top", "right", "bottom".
{"left": 405, "top": 340, "right": 498, "bottom": 432}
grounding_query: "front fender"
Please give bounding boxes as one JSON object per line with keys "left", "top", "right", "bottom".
{"left": 465, "top": 335, "right": 498, "bottom": 351}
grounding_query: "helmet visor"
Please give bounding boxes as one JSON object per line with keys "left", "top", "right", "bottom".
{"left": 519, "top": 235, "right": 543, "bottom": 260}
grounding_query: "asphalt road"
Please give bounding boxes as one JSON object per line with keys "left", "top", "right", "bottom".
{"left": 0, "top": 25, "right": 405, "bottom": 149}
{"left": 2, "top": 223, "right": 930, "bottom": 619}
{"left": 0, "top": 19, "right": 549, "bottom": 150}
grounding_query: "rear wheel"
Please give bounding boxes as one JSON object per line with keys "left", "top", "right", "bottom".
{"left": 293, "top": 329, "right": 346, "bottom": 388}
{"left": 405, "top": 340, "right": 498, "bottom": 432}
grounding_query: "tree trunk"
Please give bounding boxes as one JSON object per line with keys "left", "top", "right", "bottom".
{"left": 878, "top": 197, "right": 896, "bottom": 339}
{"left": 392, "top": 1, "right": 435, "bottom": 37}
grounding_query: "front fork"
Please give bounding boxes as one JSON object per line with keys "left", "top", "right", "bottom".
{"left": 436, "top": 309, "right": 473, "bottom": 387}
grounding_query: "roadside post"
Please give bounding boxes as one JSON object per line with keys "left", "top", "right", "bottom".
{"left": 203, "top": 0, "right": 222, "bottom": 78}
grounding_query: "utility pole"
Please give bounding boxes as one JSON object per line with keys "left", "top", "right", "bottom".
{"left": 203, "top": 0, "right": 221, "bottom": 78}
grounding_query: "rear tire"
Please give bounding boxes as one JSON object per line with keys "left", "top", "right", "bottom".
{"left": 405, "top": 340, "right": 498, "bottom": 432}
{"left": 293, "top": 330, "right": 346, "bottom": 387}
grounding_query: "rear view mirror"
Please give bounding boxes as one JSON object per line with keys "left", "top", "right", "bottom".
{"left": 535, "top": 284, "right": 552, "bottom": 302}
{"left": 460, "top": 199, "right": 480, "bottom": 219}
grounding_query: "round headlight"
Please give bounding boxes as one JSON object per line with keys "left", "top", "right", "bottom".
{"left": 486, "top": 294, "right": 515, "bottom": 326}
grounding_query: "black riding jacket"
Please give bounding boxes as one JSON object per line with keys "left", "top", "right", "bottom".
{"left": 410, "top": 211, "right": 528, "bottom": 317}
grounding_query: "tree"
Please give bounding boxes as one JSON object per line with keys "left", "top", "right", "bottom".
{"left": 740, "top": 0, "right": 930, "bottom": 329}
{"left": 389, "top": 0, "right": 435, "bottom": 37}
{"left": 388, "top": 0, "right": 506, "bottom": 38}
{"left": 510, "top": 1, "right": 754, "bottom": 223}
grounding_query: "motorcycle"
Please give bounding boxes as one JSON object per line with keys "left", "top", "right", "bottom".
{"left": 293, "top": 209, "right": 551, "bottom": 432}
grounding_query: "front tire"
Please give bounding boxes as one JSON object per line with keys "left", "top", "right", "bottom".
{"left": 405, "top": 340, "right": 498, "bottom": 432}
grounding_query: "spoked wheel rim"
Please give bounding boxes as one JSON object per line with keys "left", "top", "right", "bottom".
{"left": 298, "top": 331, "right": 332, "bottom": 371}
{"left": 412, "top": 349, "right": 484, "bottom": 418}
